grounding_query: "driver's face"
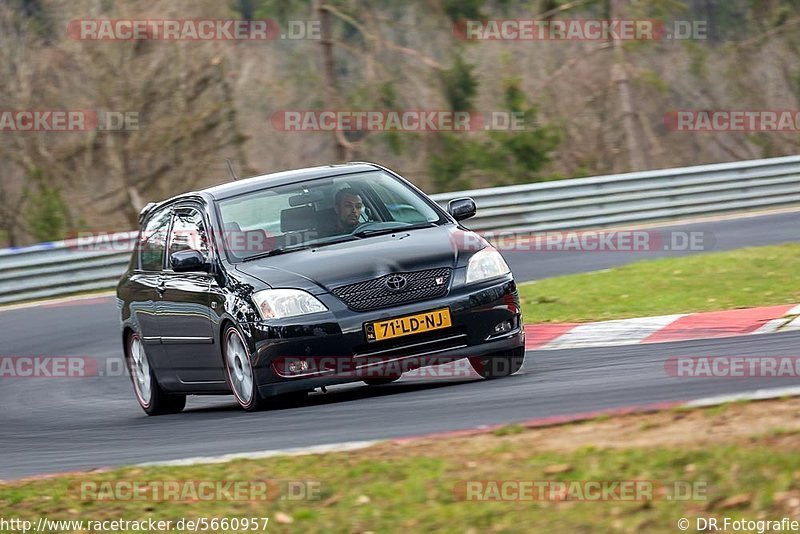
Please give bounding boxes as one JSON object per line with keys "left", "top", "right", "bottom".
{"left": 336, "top": 194, "right": 363, "bottom": 229}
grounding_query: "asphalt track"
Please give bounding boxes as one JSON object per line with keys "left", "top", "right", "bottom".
{"left": 1, "top": 211, "right": 798, "bottom": 479}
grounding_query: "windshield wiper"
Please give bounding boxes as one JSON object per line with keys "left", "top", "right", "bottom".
{"left": 307, "top": 234, "right": 362, "bottom": 247}
{"left": 241, "top": 244, "right": 310, "bottom": 262}
{"left": 240, "top": 235, "right": 361, "bottom": 262}
{"left": 352, "top": 222, "right": 437, "bottom": 238}
{"left": 240, "top": 225, "right": 433, "bottom": 261}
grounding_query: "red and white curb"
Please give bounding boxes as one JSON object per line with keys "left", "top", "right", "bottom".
{"left": 525, "top": 304, "right": 800, "bottom": 350}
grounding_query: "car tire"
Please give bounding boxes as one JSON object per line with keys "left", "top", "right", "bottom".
{"left": 223, "top": 325, "right": 268, "bottom": 412}
{"left": 127, "top": 332, "right": 186, "bottom": 416}
{"left": 468, "top": 347, "right": 525, "bottom": 379}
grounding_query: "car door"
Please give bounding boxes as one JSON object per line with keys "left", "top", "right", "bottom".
{"left": 157, "top": 205, "right": 225, "bottom": 385}
{"left": 129, "top": 207, "right": 172, "bottom": 364}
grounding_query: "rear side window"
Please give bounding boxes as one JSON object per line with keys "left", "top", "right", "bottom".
{"left": 139, "top": 209, "right": 171, "bottom": 271}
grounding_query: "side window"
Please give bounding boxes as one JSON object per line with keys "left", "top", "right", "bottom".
{"left": 139, "top": 209, "right": 172, "bottom": 271}
{"left": 167, "top": 209, "right": 209, "bottom": 262}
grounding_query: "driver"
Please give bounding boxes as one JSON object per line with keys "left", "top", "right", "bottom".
{"left": 334, "top": 187, "right": 364, "bottom": 233}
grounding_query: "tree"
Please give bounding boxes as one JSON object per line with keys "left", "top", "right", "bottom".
{"left": 25, "top": 171, "right": 69, "bottom": 242}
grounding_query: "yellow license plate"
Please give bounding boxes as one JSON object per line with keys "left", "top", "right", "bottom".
{"left": 365, "top": 308, "right": 452, "bottom": 342}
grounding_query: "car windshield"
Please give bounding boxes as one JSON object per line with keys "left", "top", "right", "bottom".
{"left": 216, "top": 170, "right": 446, "bottom": 262}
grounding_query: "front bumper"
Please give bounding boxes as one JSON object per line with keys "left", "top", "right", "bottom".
{"left": 240, "top": 274, "right": 524, "bottom": 396}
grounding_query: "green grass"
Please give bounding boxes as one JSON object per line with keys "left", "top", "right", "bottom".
{"left": 1, "top": 426, "right": 798, "bottom": 532}
{"left": 0, "top": 288, "right": 114, "bottom": 310}
{"left": 518, "top": 243, "right": 800, "bottom": 323}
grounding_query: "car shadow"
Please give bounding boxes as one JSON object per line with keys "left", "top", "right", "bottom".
{"left": 181, "top": 375, "right": 489, "bottom": 415}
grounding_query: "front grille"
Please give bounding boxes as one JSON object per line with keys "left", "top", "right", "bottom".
{"left": 332, "top": 268, "right": 451, "bottom": 311}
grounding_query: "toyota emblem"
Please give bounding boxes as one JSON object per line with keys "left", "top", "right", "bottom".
{"left": 384, "top": 274, "right": 408, "bottom": 292}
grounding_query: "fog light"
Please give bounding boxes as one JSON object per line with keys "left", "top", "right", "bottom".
{"left": 288, "top": 360, "right": 310, "bottom": 373}
{"left": 493, "top": 320, "right": 513, "bottom": 334}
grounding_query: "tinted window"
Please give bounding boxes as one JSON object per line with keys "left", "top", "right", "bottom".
{"left": 139, "top": 208, "right": 171, "bottom": 271}
{"left": 167, "top": 209, "right": 209, "bottom": 261}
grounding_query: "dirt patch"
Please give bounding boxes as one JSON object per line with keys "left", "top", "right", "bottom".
{"left": 369, "top": 397, "right": 800, "bottom": 460}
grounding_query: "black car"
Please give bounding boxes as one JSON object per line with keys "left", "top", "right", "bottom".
{"left": 117, "top": 163, "right": 525, "bottom": 414}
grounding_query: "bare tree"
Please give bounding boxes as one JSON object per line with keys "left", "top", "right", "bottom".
{"left": 610, "top": 0, "right": 647, "bottom": 171}
{"left": 317, "top": 0, "right": 354, "bottom": 161}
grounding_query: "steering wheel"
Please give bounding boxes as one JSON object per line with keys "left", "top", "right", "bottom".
{"left": 351, "top": 221, "right": 379, "bottom": 234}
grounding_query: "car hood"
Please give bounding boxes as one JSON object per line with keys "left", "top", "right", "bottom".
{"left": 234, "top": 225, "right": 486, "bottom": 294}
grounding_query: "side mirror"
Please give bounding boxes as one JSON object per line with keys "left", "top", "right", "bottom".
{"left": 170, "top": 250, "right": 210, "bottom": 273}
{"left": 447, "top": 197, "right": 477, "bottom": 222}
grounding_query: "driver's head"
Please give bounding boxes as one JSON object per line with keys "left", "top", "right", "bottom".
{"left": 334, "top": 188, "right": 363, "bottom": 231}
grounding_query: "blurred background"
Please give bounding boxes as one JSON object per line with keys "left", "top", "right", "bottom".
{"left": 1, "top": 0, "right": 799, "bottom": 246}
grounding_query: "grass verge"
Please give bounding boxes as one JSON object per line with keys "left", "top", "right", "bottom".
{"left": 518, "top": 243, "right": 800, "bottom": 323}
{"left": 2, "top": 398, "right": 799, "bottom": 532}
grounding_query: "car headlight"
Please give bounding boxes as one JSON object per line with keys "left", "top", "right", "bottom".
{"left": 466, "top": 247, "right": 511, "bottom": 283}
{"left": 251, "top": 289, "right": 327, "bottom": 319}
